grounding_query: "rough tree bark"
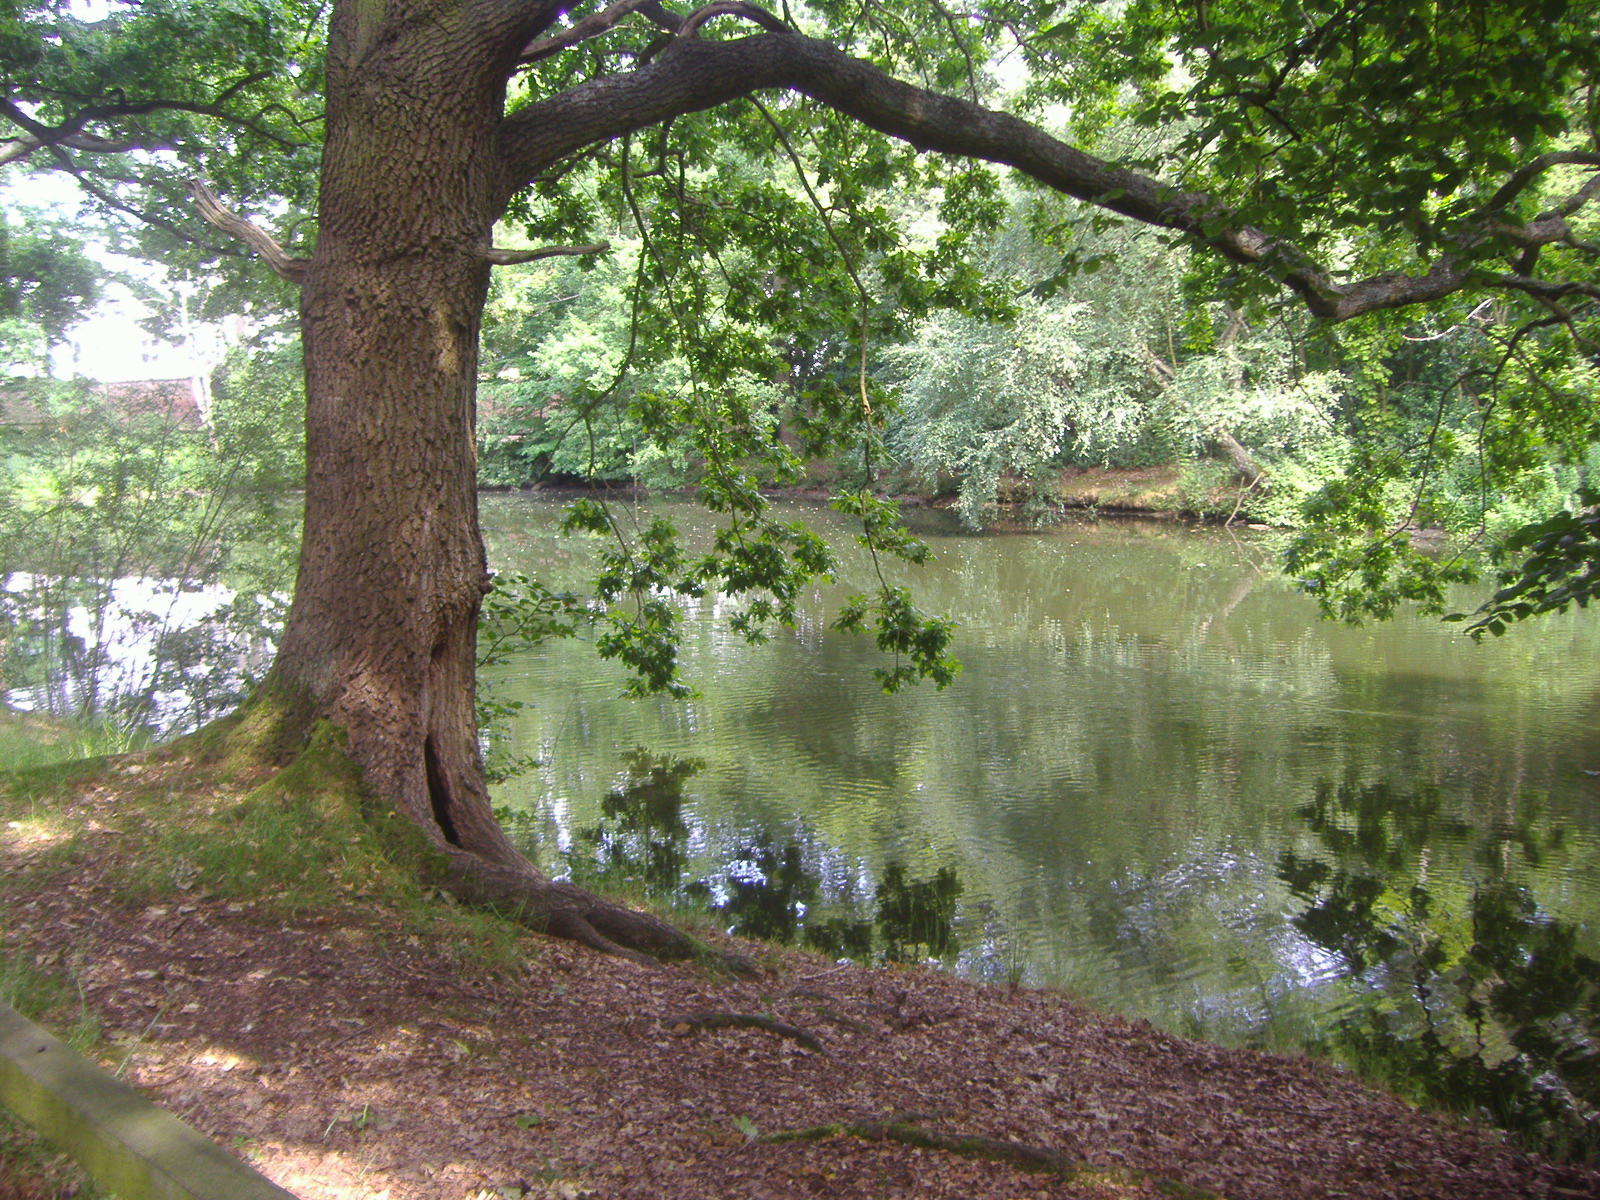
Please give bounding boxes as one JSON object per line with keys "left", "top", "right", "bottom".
{"left": 242, "top": 0, "right": 695, "bottom": 960}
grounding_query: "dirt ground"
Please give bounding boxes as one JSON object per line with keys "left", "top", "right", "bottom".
{"left": 4, "top": 761, "right": 1599, "bottom": 1200}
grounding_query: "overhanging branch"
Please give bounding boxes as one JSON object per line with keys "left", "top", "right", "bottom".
{"left": 0, "top": 129, "right": 149, "bottom": 167}
{"left": 497, "top": 30, "right": 1596, "bottom": 325}
{"left": 51, "top": 153, "right": 235, "bottom": 255}
{"left": 482, "top": 241, "right": 611, "bottom": 264}
{"left": 2, "top": 85, "right": 299, "bottom": 170}
{"left": 187, "top": 179, "right": 310, "bottom": 284}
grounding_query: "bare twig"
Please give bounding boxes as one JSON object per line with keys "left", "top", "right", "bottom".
{"left": 1401, "top": 299, "right": 1495, "bottom": 342}
{"left": 482, "top": 241, "right": 610, "bottom": 265}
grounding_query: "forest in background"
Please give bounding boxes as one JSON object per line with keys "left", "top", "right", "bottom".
{"left": 9, "top": 136, "right": 1595, "bottom": 565}
{"left": 472, "top": 166, "right": 1598, "bottom": 555}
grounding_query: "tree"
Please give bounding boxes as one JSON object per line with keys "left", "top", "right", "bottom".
{"left": 4, "top": 0, "right": 1596, "bottom": 957}
{"left": 0, "top": 207, "right": 103, "bottom": 370}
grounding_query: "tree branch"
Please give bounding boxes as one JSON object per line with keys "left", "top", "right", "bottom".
{"left": 46, "top": 152, "right": 239, "bottom": 257}
{"left": 1483, "top": 274, "right": 1600, "bottom": 304}
{"left": 1, "top": 125, "right": 152, "bottom": 166}
{"left": 672, "top": 0, "right": 789, "bottom": 39}
{"left": 519, "top": 0, "right": 666, "bottom": 63}
{"left": 516, "top": 0, "right": 785, "bottom": 64}
{"left": 1485, "top": 151, "right": 1600, "bottom": 213}
{"left": 496, "top": 31, "right": 1594, "bottom": 327}
{"left": 482, "top": 240, "right": 611, "bottom": 264}
{"left": 2, "top": 87, "right": 300, "bottom": 168}
{"left": 186, "top": 178, "right": 310, "bottom": 284}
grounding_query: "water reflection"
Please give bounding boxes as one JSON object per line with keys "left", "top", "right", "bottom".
{"left": 552, "top": 748, "right": 962, "bottom": 964}
{"left": 0, "top": 572, "right": 282, "bottom": 737}
{"left": 585, "top": 748, "right": 698, "bottom": 892}
{"left": 1280, "top": 777, "right": 1600, "bottom": 1157}
{"left": 483, "top": 495, "right": 1600, "bottom": 1077}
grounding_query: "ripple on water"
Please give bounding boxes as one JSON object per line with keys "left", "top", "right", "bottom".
{"left": 485, "top": 498, "right": 1600, "bottom": 1060}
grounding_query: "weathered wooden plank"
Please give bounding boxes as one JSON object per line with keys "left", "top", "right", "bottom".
{"left": 0, "top": 1001, "right": 298, "bottom": 1200}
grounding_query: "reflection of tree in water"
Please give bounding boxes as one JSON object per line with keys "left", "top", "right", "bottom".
{"left": 576, "top": 749, "right": 699, "bottom": 892}
{"left": 872, "top": 861, "right": 962, "bottom": 961}
{"left": 1280, "top": 777, "right": 1600, "bottom": 1159}
{"left": 712, "top": 838, "right": 816, "bottom": 944}
{"left": 0, "top": 575, "right": 283, "bottom": 739}
{"left": 567, "top": 750, "right": 961, "bottom": 965}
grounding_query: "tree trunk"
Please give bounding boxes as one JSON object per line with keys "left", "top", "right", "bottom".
{"left": 1211, "top": 427, "right": 1269, "bottom": 491}
{"left": 252, "top": 0, "right": 694, "bottom": 961}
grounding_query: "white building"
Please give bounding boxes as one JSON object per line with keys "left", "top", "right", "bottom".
{"left": 44, "top": 282, "right": 241, "bottom": 424}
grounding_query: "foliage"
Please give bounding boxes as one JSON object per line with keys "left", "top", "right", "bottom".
{"left": 1030, "top": 0, "right": 1599, "bottom": 614}
{"left": 475, "top": 569, "right": 585, "bottom": 782}
{"left": 1285, "top": 307, "right": 1597, "bottom": 622}
{"left": 554, "top": 468, "right": 959, "bottom": 695}
{"left": 885, "top": 295, "right": 1139, "bottom": 525}
{"left": 477, "top": 247, "right": 698, "bottom": 488}
{"left": 0, "top": 0, "right": 322, "bottom": 295}
{"left": 0, "top": 208, "right": 104, "bottom": 362}
{"left": 883, "top": 188, "right": 1358, "bottom": 528}
{"left": 1068, "top": 0, "right": 1596, "bottom": 258}
{"left": 1454, "top": 490, "right": 1600, "bottom": 636}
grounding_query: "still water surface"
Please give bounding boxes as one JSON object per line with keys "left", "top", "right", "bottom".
{"left": 482, "top": 494, "right": 1600, "bottom": 1049}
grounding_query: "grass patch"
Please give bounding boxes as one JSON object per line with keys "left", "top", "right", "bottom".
{"left": 0, "top": 757, "right": 114, "bottom": 817}
{"left": 0, "top": 949, "right": 100, "bottom": 1050}
{"left": 3, "top": 715, "right": 535, "bottom": 983}
{"left": 0, "top": 708, "right": 152, "bottom": 773}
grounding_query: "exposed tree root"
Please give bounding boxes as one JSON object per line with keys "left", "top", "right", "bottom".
{"left": 665, "top": 1010, "right": 828, "bottom": 1054}
{"left": 761, "top": 1117, "right": 1223, "bottom": 1198}
{"left": 786, "top": 989, "right": 877, "bottom": 1034}
{"left": 440, "top": 850, "right": 701, "bottom": 966}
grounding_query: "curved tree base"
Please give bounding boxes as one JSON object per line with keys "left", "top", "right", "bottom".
{"left": 441, "top": 850, "right": 702, "bottom": 965}
{"left": 181, "top": 688, "right": 709, "bottom": 967}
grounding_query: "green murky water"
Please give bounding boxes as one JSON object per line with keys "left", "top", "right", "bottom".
{"left": 482, "top": 495, "right": 1600, "bottom": 1073}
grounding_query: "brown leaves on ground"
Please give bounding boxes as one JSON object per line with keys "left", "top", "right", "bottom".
{"left": 4, "top": 763, "right": 1598, "bottom": 1200}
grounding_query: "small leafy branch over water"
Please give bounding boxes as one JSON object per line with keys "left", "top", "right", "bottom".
{"left": 1455, "top": 489, "right": 1600, "bottom": 638}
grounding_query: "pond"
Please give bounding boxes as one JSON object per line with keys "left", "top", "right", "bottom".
{"left": 481, "top": 494, "right": 1600, "bottom": 1139}
{"left": 8, "top": 488, "right": 1597, "bottom": 1143}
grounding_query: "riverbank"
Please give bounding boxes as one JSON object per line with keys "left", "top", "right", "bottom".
{"left": 3, "top": 741, "right": 1595, "bottom": 1200}
{"left": 495, "top": 462, "right": 1268, "bottom": 528}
